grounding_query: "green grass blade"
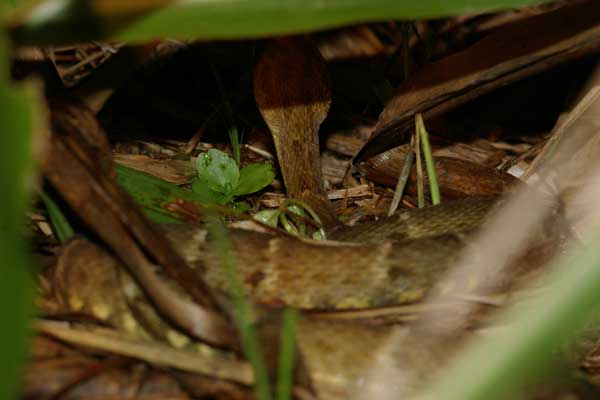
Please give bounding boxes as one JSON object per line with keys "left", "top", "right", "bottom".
{"left": 0, "top": 31, "right": 38, "bottom": 400}
{"left": 229, "top": 126, "right": 241, "bottom": 166}
{"left": 277, "top": 308, "right": 298, "bottom": 400}
{"left": 11, "top": 0, "right": 549, "bottom": 45}
{"left": 416, "top": 113, "right": 440, "bottom": 205}
{"left": 207, "top": 219, "right": 273, "bottom": 400}
{"left": 419, "top": 228, "right": 600, "bottom": 400}
{"left": 39, "top": 191, "right": 74, "bottom": 243}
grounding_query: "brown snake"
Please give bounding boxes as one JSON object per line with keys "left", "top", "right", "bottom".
{"left": 46, "top": 38, "right": 559, "bottom": 400}
{"left": 157, "top": 195, "right": 557, "bottom": 399}
{"left": 162, "top": 196, "right": 498, "bottom": 310}
{"left": 52, "top": 194, "right": 555, "bottom": 400}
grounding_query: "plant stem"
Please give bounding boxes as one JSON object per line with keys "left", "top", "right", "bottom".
{"left": 414, "top": 121, "right": 425, "bottom": 208}
{"left": 416, "top": 113, "right": 440, "bottom": 205}
{"left": 276, "top": 308, "right": 298, "bottom": 400}
{"left": 207, "top": 219, "right": 272, "bottom": 400}
{"left": 229, "top": 125, "right": 241, "bottom": 166}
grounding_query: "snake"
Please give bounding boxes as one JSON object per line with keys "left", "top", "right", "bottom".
{"left": 160, "top": 194, "right": 558, "bottom": 399}
{"left": 45, "top": 37, "right": 562, "bottom": 400}
{"left": 51, "top": 193, "right": 558, "bottom": 400}
{"left": 161, "top": 196, "right": 499, "bottom": 311}
{"left": 163, "top": 38, "right": 558, "bottom": 398}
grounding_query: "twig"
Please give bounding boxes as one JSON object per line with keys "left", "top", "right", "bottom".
{"left": 387, "top": 135, "right": 415, "bottom": 216}
{"left": 37, "top": 320, "right": 253, "bottom": 384}
{"left": 184, "top": 126, "right": 205, "bottom": 155}
{"left": 244, "top": 143, "right": 275, "bottom": 160}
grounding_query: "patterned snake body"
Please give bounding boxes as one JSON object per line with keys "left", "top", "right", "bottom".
{"left": 55, "top": 195, "right": 558, "bottom": 399}
{"left": 162, "top": 196, "right": 533, "bottom": 399}
{"left": 163, "top": 197, "right": 499, "bottom": 311}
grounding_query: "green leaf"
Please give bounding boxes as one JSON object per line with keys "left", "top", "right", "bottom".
{"left": 253, "top": 209, "right": 281, "bottom": 227}
{"left": 420, "top": 227, "right": 600, "bottom": 400}
{"left": 142, "top": 207, "right": 182, "bottom": 223}
{"left": 312, "top": 230, "right": 325, "bottom": 240}
{"left": 116, "top": 163, "right": 212, "bottom": 221}
{"left": 234, "top": 163, "right": 274, "bottom": 196}
{"left": 39, "top": 191, "right": 74, "bottom": 243}
{"left": 196, "top": 149, "right": 239, "bottom": 195}
{"left": 10, "top": 0, "right": 549, "bottom": 45}
{"left": 283, "top": 204, "right": 306, "bottom": 235}
{"left": 191, "top": 177, "right": 234, "bottom": 205}
{"left": 232, "top": 200, "right": 251, "bottom": 214}
{"left": 0, "top": 76, "right": 38, "bottom": 400}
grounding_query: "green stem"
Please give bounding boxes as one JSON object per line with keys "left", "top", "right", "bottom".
{"left": 229, "top": 125, "right": 241, "bottom": 166}
{"left": 416, "top": 113, "right": 440, "bottom": 205}
{"left": 414, "top": 126, "right": 425, "bottom": 208}
{"left": 279, "top": 211, "right": 301, "bottom": 236}
{"left": 282, "top": 198, "right": 326, "bottom": 240}
{"left": 276, "top": 308, "right": 298, "bottom": 400}
{"left": 207, "top": 219, "right": 272, "bottom": 400}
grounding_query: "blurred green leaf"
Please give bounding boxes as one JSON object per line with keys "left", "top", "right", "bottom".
{"left": 277, "top": 307, "right": 298, "bottom": 400}
{"left": 0, "top": 55, "right": 38, "bottom": 400}
{"left": 232, "top": 200, "right": 251, "bottom": 214}
{"left": 191, "top": 176, "right": 234, "bottom": 205}
{"left": 420, "top": 228, "right": 600, "bottom": 400}
{"left": 115, "top": 163, "right": 210, "bottom": 222}
{"left": 196, "top": 149, "right": 239, "bottom": 195}
{"left": 207, "top": 219, "right": 273, "bottom": 400}
{"left": 142, "top": 207, "right": 181, "bottom": 223}
{"left": 10, "top": 0, "right": 549, "bottom": 45}
{"left": 234, "top": 163, "right": 274, "bottom": 196}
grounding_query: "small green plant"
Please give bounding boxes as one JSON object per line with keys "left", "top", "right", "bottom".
{"left": 254, "top": 198, "right": 326, "bottom": 240}
{"left": 192, "top": 148, "right": 274, "bottom": 205}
